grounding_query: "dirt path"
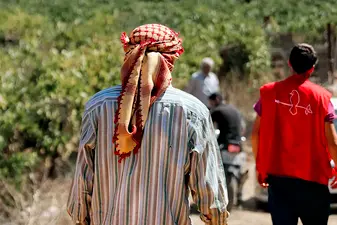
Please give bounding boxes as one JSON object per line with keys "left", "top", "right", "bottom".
{"left": 3, "top": 158, "right": 337, "bottom": 225}
{"left": 190, "top": 158, "right": 337, "bottom": 225}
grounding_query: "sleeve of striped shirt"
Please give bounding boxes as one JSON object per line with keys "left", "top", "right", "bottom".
{"left": 67, "top": 111, "right": 96, "bottom": 225}
{"left": 188, "top": 114, "right": 229, "bottom": 225}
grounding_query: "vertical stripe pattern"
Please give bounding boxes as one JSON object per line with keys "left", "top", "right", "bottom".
{"left": 67, "top": 86, "right": 228, "bottom": 225}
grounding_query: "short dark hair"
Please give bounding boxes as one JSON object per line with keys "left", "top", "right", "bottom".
{"left": 209, "top": 92, "right": 223, "bottom": 101}
{"left": 289, "top": 43, "right": 317, "bottom": 74}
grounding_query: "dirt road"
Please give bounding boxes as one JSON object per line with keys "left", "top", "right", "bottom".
{"left": 3, "top": 156, "right": 337, "bottom": 225}
{"left": 190, "top": 158, "right": 337, "bottom": 225}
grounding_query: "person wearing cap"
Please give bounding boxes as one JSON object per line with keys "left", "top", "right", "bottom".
{"left": 251, "top": 43, "right": 337, "bottom": 225}
{"left": 185, "top": 57, "right": 220, "bottom": 107}
{"left": 67, "top": 24, "right": 228, "bottom": 225}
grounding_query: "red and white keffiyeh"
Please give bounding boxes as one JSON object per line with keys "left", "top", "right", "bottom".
{"left": 113, "top": 24, "right": 184, "bottom": 162}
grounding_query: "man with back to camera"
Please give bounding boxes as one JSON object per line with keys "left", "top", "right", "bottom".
{"left": 67, "top": 24, "right": 229, "bottom": 225}
{"left": 251, "top": 43, "right": 337, "bottom": 225}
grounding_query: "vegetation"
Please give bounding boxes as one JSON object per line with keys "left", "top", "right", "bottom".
{"left": 0, "top": 0, "right": 336, "bottom": 189}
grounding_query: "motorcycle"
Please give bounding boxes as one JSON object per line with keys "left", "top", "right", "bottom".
{"left": 215, "top": 129, "right": 249, "bottom": 212}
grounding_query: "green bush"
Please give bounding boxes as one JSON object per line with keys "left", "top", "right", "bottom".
{"left": 0, "top": 0, "right": 336, "bottom": 186}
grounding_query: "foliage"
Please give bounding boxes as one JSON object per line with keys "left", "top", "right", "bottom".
{"left": 0, "top": 0, "right": 336, "bottom": 187}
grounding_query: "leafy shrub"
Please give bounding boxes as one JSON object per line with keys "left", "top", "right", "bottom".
{"left": 0, "top": 0, "right": 336, "bottom": 187}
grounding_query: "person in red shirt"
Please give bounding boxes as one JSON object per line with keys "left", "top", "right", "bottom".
{"left": 251, "top": 43, "right": 337, "bottom": 225}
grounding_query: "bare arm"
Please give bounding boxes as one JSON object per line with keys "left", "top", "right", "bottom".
{"left": 251, "top": 116, "right": 260, "bottom": 161}
{"left": 251, "top": 116, "right": 269, "bottom": 187}
{"left": 325, "top": 122, "right": 337, "bottom": 164}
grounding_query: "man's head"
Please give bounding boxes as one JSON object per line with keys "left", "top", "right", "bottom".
{"left": 208, "top": 92, "right": 223, "bottom": 108}
{"left": 114, "top": 24, "right": 184, "bottom": 160}
{"left": 121, "top": 24, "right": 184, "bottom": 74}
{"left": 289, "top": 43, "right": 318, "bottom": 75}
{"left": 200, "top": 57, "right": 214, "bottom": 75}
{"left": 263, "top": 16, "right": 271, "bottom": 24}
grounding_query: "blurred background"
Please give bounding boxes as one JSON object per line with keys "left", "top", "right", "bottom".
{"left": 1, "top": 0, "right": 337, "bottom": 224}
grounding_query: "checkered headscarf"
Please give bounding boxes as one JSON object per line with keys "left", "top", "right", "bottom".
{"left": 113, "top": 24, "right": 184, "bottom": 162}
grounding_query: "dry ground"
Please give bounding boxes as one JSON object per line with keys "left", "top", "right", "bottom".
{"left": 2, "top": 155, "right": 337, "bottom": 225}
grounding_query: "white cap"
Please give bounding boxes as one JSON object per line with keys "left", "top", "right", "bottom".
{"left": 201, "top": 57, "right": 214, "bottom": 68}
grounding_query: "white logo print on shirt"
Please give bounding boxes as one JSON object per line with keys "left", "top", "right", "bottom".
{"left": 275, "top": 90, "right": 313, "bottom": 115}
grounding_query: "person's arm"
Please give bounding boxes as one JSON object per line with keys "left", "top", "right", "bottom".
{"left": 325, "top": 122, "right": 337, "bottom": 165}
{"left": 251, "top": 99, "right": 262, "bottom": 160}
{"left": 251, "top": 115, "right": 269, "bottom": 187}
{"left": 325, "top": 122, "right": 337, "bottom": 188}
{"left": 251, "top": 116, "right": 260, "bottom": 161}
{"left": 188, "top": 114, "right": 229, "bottom": 225}
{"left": 214, "top": 74, "right": 220, "bottom": 93}
{"left": 67, "top": 111, "right": 96, "bottom": 225}
{"left": 225, "top": 109, "right": 241, "bottom": 146}
{"left": 240, "top": 116, "right": 246, "bottom": 136}
{"left": 210, "top": 110, "right": 219, "bottom": 130}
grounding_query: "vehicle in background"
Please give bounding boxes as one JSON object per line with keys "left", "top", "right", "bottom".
{"left": 216, "top": 129, "right": 249, "bottom": 212}
{"left": 254, "top": 97, "right": 337, "bottom": 208}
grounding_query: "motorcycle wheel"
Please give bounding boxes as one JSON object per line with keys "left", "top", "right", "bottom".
{"left": 254, "top": 199, "right": 269, "bottom": 212}
{"left": 226, "top": 174, "right": 235, "bottom": 212}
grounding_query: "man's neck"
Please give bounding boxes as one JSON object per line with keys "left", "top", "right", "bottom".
{"left": 292, "top": 73, "right": 310, "bottom": 80}
{"left": 215, "top": 102, "right": 224, "bottom": 107}
{"left": 201, "top": 71, "right": 210, "bottom": 77}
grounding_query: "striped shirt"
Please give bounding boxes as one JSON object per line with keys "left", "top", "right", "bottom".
{"left": 67, "top": 86, "right": 228, "bottom": 225}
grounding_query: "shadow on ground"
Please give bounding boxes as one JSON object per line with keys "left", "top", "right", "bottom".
{"left": 190, "top": 197, "right": 337, "bottom": 215}
{"left": 189, "top": 197, "right": 268, "bottom": 215}
{"left": 240, "top": 197, "right": 268, "bottom": 212}
{"left": 239, "top": 197, "right": 337, "bottom": 215}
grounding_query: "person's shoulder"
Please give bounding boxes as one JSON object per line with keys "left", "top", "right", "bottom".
{"left": 216, "top": 103, "right": 239, "bottom": 115}
{"left": 260, "top": 81, "right": 277, "bottom": 95}
{"left": 210, "top": 105, "right": 221, "bottom": 114}
{"left": 227, "top": 103, "right": 240, "bottom": 112}
{"left": 84, "top": 85, "right": 121, "bottom": 112}
{"left": 260, "top": 81, "right": 277, "bottom": 90}
{"left": 209, "top": 72, "right": 218, "bottom": 78}
{"left": 191, "top": 71, "right": 202, "bottom": 79}
{"left": 161, "top": 87, "right": 210, "bottom": 118}
{"left": 307, "top": 81, "right": 332, "bottom": 97}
